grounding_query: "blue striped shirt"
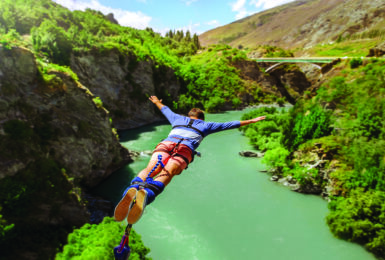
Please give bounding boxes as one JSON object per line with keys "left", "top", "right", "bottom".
{"left": 161, "top": 106, "right": 241, "bottom": 151}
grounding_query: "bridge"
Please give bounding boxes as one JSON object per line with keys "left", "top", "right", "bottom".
{"left": 253, "top": 57, "right": 337, "bottom": 72}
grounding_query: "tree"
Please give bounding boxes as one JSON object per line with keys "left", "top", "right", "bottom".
{"left": 32, "top": 20, "right": 72, "bottom": 65}
{"left": 193, "top": 34, "right": 200, "bottom": 49}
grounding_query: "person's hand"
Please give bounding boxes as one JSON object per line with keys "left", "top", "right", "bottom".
{"left": 240, "top": 116, "right": 266, "bottom": 126}
{"left": 149, "top": 95, "right": 165, "bottom": 110}
{"left": 149, "top": 95, "right": 162, "bottom": 104}
{"left": 250, "top": 116, "right": 266, "bottom": 123}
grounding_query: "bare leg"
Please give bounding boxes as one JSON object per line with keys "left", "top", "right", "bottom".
{"left": 137, "top": 152, "right": 170, "bottom": 180}
{"left": 122, "top": 157, "right": 187, "bottom": 223}
{"left": 153, "top": 161, "right": 183, "bottom": 186}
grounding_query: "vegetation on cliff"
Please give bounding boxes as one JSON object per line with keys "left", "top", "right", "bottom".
{"left": 240, "top": 59, "right": 385, "bottom": 257}
{"left": 0, "top": 0, "right": 279, "bottom": 113}
{"left": 1, "top": 0, "right": 384, "bottom": 259}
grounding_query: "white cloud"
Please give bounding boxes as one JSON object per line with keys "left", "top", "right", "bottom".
{"left": 52, "top": 0, "right": 152, "bottom": 29}
{"left": 235, "top": 10, "right": 249, "bottom": 20}
{"left": 230, "top": 0, "right": 251, "bottom": 20}
{"left": 250, "top": 0, "right": 295, "bottom": 10}
{"left": 231, "top": 0, "right": 247, "bottom": 12}
{"left": 230, "top": 0, "right": 296, "bottom": 20}
{"left": 207, "top": 20, "right": 220, "bottom": 26}
{"left": 182, "top": 0, "right": 198, "bottom": 6}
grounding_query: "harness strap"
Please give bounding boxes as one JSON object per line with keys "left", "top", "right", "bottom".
{"left": 173, "top": 153, "right": 191, "bottom": 165}
{"left": 132, "top": 181, "right": 163, "bottom": 196}
{"left": 154, "top": 139, "right": 194, "bottom": 166}
{"left": 172, "top": 118, "right": 205, "bottom": 137}
{"left": 155, "top": 168, "right": 172, "bottom": 179}
{"left": 153, "top": 147, "right": 172, "bottom": 155}
{"left": 117, "top": 224, "right": 132, "bottom": 253}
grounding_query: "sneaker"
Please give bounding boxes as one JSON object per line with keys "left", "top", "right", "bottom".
{"left": 114, "top": 187, "right": 137, "bottom": 222}
{"left": 126, "top": 189, "right": 148, "bottom": 224}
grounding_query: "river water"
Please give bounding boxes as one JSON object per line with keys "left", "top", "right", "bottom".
{"left": 96, "top": 109, "right": 376, "bottom": 260}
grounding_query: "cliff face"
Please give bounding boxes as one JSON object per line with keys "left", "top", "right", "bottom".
{"left": 71, "top": 49, "right": 182, "bottom": 130}
{"left": 0, "top": 46, "right": 131, "bottom": 258}
{"left": 0, "top": 46, "right": 131, "bottom": 187}
{"left": 232, "top": 59, "right": 314, "bottom": 104}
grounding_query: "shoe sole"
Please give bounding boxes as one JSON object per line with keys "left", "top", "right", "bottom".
{"left": 127, "top": 189, "right": 147, "bottom": 224}
{"left": 114, "top": 188, "right": 137, "bottom": 222}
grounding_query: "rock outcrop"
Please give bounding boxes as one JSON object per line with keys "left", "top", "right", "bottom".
{"left": 239, "top": 150, "right": 264, "bottom": 158}
{"left": 71, "top": 49, "right": 182, "bottom": 130}
{"left": 233, "top": 60, "right": 313, "bottom": 104}
{"left": 368, "top": 41, "right": 385, "bottom": 57}
{"left": 0, "top": 46, "right": 131, "bottom": 259}
{"left": 0, "top": 46, "right": 131, "bottom": 186}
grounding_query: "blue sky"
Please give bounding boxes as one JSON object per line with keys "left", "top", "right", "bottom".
{"left": 52, "top": 0, "right": 296, "bottom": 35}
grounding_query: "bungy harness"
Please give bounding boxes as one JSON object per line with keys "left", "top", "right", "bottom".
{"left": 154, "top": 118, "right": 202, "bottom": 166}
{"left": 113, "top": 155, "right": 166, "bottom": 260}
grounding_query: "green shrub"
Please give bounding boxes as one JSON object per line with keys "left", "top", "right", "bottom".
{"left": 204, "top": 96, "right": 225, "bottom": 112}
{"left": 240, "top": 107, "right": 289, "bottom": 151}
{"left": 93, "top": 97, "right": 104, "bottom": 108}
{"left": 327, "top": 189, "right": 385, "bottom": 257}
{"left": 289, "top": 163, "right": 323, "bottom": 187}
{"left": 343, "top": 138, "right": 385, "bottom": 191}
{"left": 56, "top": 217, "right": 150, "bottom": 260}
{"left": 262, "top": 147, "right": 290, "bottom": 172}
{"left": 350, "top": 58, "right": 363, "bottom": 69}
{"left": 32, "top": 20, "right": 73, "bottom": 65}
{"left": 287, "top": 104, "right": 333, "bottom": 149}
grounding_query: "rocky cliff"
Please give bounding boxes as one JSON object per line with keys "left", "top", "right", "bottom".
{"left": 0, "top": 46, "right": 131, "bottom": 186}
{"left": 71, "top": 48, "right": 182, "bottom": 130}
{"left": 232, "top": 59, "right": 315, "bottom": 105}
{"left": 0, "top": 46, "right": 131, "bottom": 258}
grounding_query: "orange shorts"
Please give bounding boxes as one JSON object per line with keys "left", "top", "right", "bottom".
{"left": 153, "top": 141, "right": 193, "bottom": 170}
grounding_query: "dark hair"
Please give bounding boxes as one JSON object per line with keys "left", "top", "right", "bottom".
{"left": 188, "top": 108, "right": 205, "bottom": 120}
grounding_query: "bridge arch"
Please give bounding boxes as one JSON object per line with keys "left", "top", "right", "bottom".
{"left": 265, "top": 62, "right": 322, "bottom": 73}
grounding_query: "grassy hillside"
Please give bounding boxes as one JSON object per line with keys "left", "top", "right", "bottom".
{"left": 199, "top": 0, "right": 385, "bottom": 53}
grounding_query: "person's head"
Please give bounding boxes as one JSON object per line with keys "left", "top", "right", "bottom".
{"left": 188, "top": 108, "right": 205, "bottom": 120}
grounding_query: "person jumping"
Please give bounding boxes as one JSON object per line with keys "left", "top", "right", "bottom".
{"left": 114, "top": 95, "right": 266, "bottom": 224}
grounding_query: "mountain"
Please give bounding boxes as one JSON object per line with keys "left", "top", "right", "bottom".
{"left": 199, "top": 0, "right": 385, "bottom": 50}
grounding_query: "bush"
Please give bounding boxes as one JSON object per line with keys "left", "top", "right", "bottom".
{"left": 93, "top": 97, "right": 104, "bottom": 109}
{"left": 240, "top": 107, "right": 290, "bottom": 151}
{"left": 287, "top": 104, "right": 333, "bottom": 149}
{"left": 262, "top": 147, "right": 290, "bottom": 172}
{"left": 32, "top": 20, "right": 73, "bottom": 65}
{"left": 204, "top": 96, "right": 225, "bottom": 112}
{"left": 343, "top": 138, "right": 385, "bottom": 191}
{"left": 56, "top": 217, "right": 150, "bottom": 260}
{"left": 350, "top": 58, "right": 363, "bottom": 69}
{"left": 327, "top": 189, "right": 385, "bottom": 257}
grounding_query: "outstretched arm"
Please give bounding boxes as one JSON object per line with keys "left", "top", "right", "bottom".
{"left": 149, "top": 95, "right": 165, "bottom": 110}
{"left": 240, "top": 116, "right": 266, "bottom": 126}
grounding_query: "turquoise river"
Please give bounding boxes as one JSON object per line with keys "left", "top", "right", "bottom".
{"left": 96, "top": 109, "right": 377, "bottom": 260}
